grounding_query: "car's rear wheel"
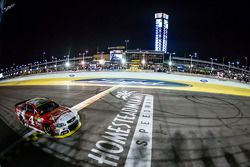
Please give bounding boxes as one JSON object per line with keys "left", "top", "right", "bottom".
{"left": 43, "top": 125, "right": 52, "bottom": 135}
{"left": 19, "top": 116, "right": 25, "bottom": 124}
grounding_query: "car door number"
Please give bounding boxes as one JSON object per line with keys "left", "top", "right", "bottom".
{"left": 29, "top": 116, "right": 35, "bottom": 126}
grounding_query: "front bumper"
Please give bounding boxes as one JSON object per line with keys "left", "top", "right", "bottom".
{"left": 53, "top": 114, "right": 81, "bottom": 138}
{"left": 53, "top": 122, "right": 81, "bottom": 138}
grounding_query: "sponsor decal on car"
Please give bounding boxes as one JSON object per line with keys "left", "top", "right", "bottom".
{"left": 14, "top": 98, "right": 81, "bottom": 138}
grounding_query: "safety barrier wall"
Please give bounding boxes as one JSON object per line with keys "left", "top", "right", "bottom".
{"left": 1, "top": 71, "right": 250, "bottom": 89}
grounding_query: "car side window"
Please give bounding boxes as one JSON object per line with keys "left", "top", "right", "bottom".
{"left": 26, "top": 105, "right": 34, "bottom": 114}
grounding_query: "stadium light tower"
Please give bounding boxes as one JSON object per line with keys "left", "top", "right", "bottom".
{"left": 155, "top": 13, "right": 169, "bottom": 53}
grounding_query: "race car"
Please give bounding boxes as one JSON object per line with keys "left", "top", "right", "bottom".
{"left": 14, "top": 97, "right": 81, "bottom": 138}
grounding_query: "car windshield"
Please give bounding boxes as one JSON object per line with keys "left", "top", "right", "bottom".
{"left": 36, "top": 101, "right": 59, "bottom": 115}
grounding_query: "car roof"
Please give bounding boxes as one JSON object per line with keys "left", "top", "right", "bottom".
{"left": 27, "top": 98, "right": 50, "bottom": 107}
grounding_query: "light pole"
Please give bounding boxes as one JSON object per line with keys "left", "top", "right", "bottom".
{"left": 84, "top": 50, "right": 88, "bottom": 61}
{"left": 236, "top": 61, "right": 240, "bottom": 68}
{"left": 241, "top": 66, "right": 245, "bottom": 75}
{"left": 232, "top": 62, "right": 235, "bottom": 67}
{"left": 37, "top": 61, "right": 39, "bottom": 70}
{"left": 73, "top": 55, "right": 76, "bottom": 69}
{"left": 125, "top": 40, "right": 129, "bottom": 51}
{"left": 42, "top": 52, "right": 46, "bottom": 61}
{"left": 82, "top": 52, "right": 85, "bottom": 64}
{"left": 52, "top": 56, "right": 57, "bottom": 70}
{"left": 222, "top": 57, "right": 225, "bottom": 68}
{"left": 189, "top": 52, "right": 197, "bottom": 73}
{"left": 44, "top": 59, "right": 47, "bottom": 70}
{"left": 79, "top": 53, "right": 84, "bottom": 70}
{"left": 79, "top": 50, "right": 88, "bottom": 68}
{"left": 166, "top": 52, "right": 175, "bottom": 72}
{"left": 210, "top": 58, "right": 217, "bottom": 75}
{"left": 64, "top": 55, "right": 70, "bottom": 70}
{"left": 141, "top": 53, "right": 146, "bottom": 68}
{"left": 228, "top": 61, "right": 231, "bottom": 72}
{"left": 55, "top": 57, "right": 57, "bottom": 70}
{"left": 29, "top": 63, "right": 32, "bottom": 73}
{"left": 121, "top": 58, "right": 126, "bottom": 68}
{"left": 100, "top": 52, "right": 105, "bottom": 70}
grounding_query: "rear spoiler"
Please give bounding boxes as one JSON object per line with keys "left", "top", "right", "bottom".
{"left": 14, "top": 99, "right": 30, "bottom": 107}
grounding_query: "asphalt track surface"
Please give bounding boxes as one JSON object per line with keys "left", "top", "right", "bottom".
{"left": 0, "top": 85, "right": 250, "bottom": 167}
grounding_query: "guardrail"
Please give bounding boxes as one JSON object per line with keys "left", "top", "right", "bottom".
{"left": 172, "top": 56, "right": 250, "bottom": 73}
{"left": 1, "top": 56, "right": 249, "bottom": 80}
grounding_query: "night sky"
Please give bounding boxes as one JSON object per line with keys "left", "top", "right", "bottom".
{"left": 0, "top": 0, "right": 250, "bottom": 69}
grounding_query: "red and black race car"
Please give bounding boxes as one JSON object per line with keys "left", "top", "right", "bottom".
{"left": 14, "top": 98, "right": 81, "bottom": 138}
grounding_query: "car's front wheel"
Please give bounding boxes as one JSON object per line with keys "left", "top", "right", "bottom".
{"left": 43, "top": 125, "right": 52, "bottom": 135}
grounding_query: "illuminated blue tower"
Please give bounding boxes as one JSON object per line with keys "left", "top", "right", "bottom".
{"left": 155, "top": 13, "right": 168, "bottom": 53}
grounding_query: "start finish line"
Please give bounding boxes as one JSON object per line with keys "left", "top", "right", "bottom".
{"left": 88, "top": 91, "right": 154, "bottom": 167}
{"left": 125, "top": 94, "right": 154, "bottom": 167}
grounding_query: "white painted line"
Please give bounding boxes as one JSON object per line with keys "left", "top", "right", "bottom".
{"left": 125, "top": 94, "right": 154, "bottom": 167}
{"left": 1, "top": 86, "right": 119, "bottom": 158}
{"left": 70, "top": 86, "right": 119, "bottom": 113}
{"left": 87, "top": 91, "right": 145, "bottom": 166}
{"left": 20, "top": 86, "right": 118, "bottom": 142}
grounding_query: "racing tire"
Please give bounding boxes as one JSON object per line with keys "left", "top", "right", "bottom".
{"left": 43, "top": 125, "right": 52, "bottom": 135}
{"left": 19, "top": 116, "right": 25, "bottom": 125}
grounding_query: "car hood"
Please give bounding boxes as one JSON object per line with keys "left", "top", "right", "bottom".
{"left": 42, "top": 106, "right": 74, "bottom": 123}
